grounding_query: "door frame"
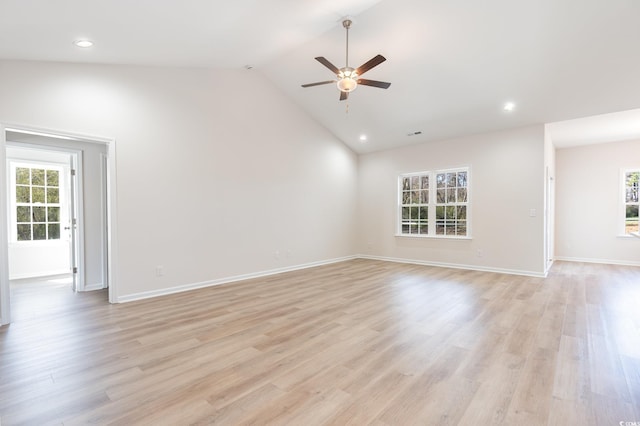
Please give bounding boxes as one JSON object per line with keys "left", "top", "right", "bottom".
{"left": 0, "top": 123, "right": 119, "bottom": 325}
{"left": 5, "top": 144, "right": 84, "bottom": 290}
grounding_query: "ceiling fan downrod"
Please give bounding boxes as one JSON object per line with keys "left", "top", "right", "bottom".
{"left": 343, "top": 19, "right": 352, "bottom": 68}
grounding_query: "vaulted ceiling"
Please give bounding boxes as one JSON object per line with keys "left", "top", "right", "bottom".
{"left": 1, "top": 0, "right": 639, "bottom": 152}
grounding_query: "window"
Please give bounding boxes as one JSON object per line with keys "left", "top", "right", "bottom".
{"left": 623, "top": 169, "right": 639, "bottom": 235}
{"left": 13, "top": 165, "right": 62, "bottom": 241}
{"left": 400, "top": 174, "right": 429, "bottom": 235}
{"left": 399, "top": 167, "right": 470, "bottom": 238}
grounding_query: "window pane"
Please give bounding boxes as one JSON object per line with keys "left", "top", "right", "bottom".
{"left": 457, "top": 171, "right": 467, "bottom": 187}
{"left": 48, "top": 224, "right": 60, "bottom": 240}
{"left": 456, "top": 221, "right": 467, "bottom": 236}
{"left": 446, "top": 173, "right": 456, "bottom": 188}
{"left": 437, "top": 189, "right": 445, "bottom": 203}
{"left": 33, "top": 224, "right": 46, "bottom": 240}
{"left": 402, "top": 207, "right": 410, "bottom": 220}
{"left": 436, "top": 221, "right": 445, "bottom": 235}
{"left": 457, "top": 206, "right": 467, "bottom": 220}
{"left": 32, "top": 187, "right": 45, "bottom": 203}
{"left": 446, "top": 189, "right": 456, "bottom": 203}
{"left": 17, "top": 224, "right": 31, "bottom": 241}
{"left": 420, "top": 190, "right": 429, "bottom": 204}
{"left": 402, "top": 191, "right": 410, "bottom": 204}
{"left": 626, "top": 205, "right": 639, "bottom": 234}
{"left": 47, "top": 187, "right": 59, "bottom": 203}
{"left": 16, "top": 168, "right": 30, "bottom": 185}
{"left": 411, "top": 191, "right": 420, "bottom": 204}
{"left": 402, "top": 223, "right": 410, "bottom": 234}
{"left": 411, "top": 176, "right": 420, "bottom": 190}
{"left": 436, "top": 173, "right": 446, "bottom": 188}
{"left": 419, "top": 224, "right": 428, "bottom": 234}
{"left": 48, "top": 207, "right": 60, "bottom": 222}
{"left": 446, "top": 206, "right": 456, "bottom": 219}
{"left": 31, "top": 169, "right": 45, "bottom": 186}
{"left": 419, "top": 206, "right": 428, "bottom": 220}
{"left": 421, "top": 176, "right": 429, "bottom": 189}
{"left": 410, "top": 206, "right": 419, "bottom": 219}
{"left": 16, "top": 206, "right": 31, "bottom": 223}
{"left": 436, "top": 206, "right": 444, "bottom": 220}
{"left": 402, "top": 177, "right": 410, "bottom": 191}
{"left": 457, "top": 188, "right": 467, "bottom": 202}
{"left": 46, "top": 170, "right": 59, "bottom": 187}
{"left": 33, "top": 206, "right": 46, "bottom": 222}
{"left": 16, "top": 186, "right": 30, "bottom": 203}
{"left": 445, "top": 222, "right": 455, "bottom": 235}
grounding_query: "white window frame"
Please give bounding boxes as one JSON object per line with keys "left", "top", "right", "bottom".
{"left": 397, "top": 167, "right": 471, "bottom": 239}
{"left": 620, "top": 168, "right": 639, "bottom": 237}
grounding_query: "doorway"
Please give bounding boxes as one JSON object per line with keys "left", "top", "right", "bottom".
{"left": 0, "top": 125, "right": 119, "bottom": 325}
{"left": 6, "top": 146, "right": 81, "bottom": 290}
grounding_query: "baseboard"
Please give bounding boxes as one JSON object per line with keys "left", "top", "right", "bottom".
{"left": 81, "top": 282, "right": 106, "bottom": 292}
{"left": 9, "top": 269, "right": 70, "bottom": 281}
{"left": 117, "top": 255, "right": 357, "bottom": 303}
{"left": 356, "top": 254, "right": 547, "bottom": 278}
{"left": 554, "top": 256, "right": 640, "bottom": 267}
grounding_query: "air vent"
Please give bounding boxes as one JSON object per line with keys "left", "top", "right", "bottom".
{"left": 407, "top": 131, "right": 422, "bottom": 137}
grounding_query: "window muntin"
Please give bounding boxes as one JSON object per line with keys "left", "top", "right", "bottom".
{"left": 624, "top": 170, "right": 639, "bottom": 235}
{"left": 399, "top": 168, "right": 469, "bottom": 238}
{"left": 14, "top": 166, "right": 62, "bottom": 241}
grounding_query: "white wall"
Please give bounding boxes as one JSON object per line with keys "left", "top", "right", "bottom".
{"left": 555, "top": 139, "right": 640, "bottom": 265}
{"left": 357, "top": 125, "right": 546, "bottom": 276}
{"left": 0, "top": 60, "right": 358, "bottom": 301}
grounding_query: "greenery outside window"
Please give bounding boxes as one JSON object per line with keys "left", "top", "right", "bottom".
{"left": 399, "top": 167, "right": 470, "bottom": 238}
{"left": 13, "top": 165, "right": 62, "bottom": 241}
{"left": 623, "top": 169, "right": 639, "bottom": 235}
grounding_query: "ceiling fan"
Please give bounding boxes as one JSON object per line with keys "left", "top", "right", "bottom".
{"left": 301, "top": 19, "right": 391, "bottom": 101}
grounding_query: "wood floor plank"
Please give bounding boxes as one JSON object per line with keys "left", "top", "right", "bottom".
{"left": 1, "top": 259, "right": 639, "bottom": 425}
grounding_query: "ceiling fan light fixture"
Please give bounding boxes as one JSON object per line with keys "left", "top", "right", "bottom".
{"left": 337, "top": 67, "right": 358, "bottom": 92}
{"left": 337, "top": 77, "right": 358, "bottom": 92}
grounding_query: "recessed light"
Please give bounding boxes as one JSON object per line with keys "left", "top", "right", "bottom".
{"left": 503, "top": 102, "right": 516, "bottom": 112}
{"left": 359, "top": 134, "right": 368, "bottom": 142}
{"left": 74, "top": 39, "right": 94, "bottom": 48}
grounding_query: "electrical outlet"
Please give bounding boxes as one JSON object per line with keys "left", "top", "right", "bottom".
{"left": 476, "top": 249, "right": 483, "bottom": 258}
{"left": 155, "top": 266, "right": 164, "bottom": 277}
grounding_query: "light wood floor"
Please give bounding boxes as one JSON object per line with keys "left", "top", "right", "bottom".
{"left": 1, "top": 260, "right": 639, "bottom": 425}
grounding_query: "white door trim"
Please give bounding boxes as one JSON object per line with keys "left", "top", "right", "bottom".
{"left": 0, "top": 124, "right": 10, "bottom": 325}
{"left": 0, "top": 124, "right": 119, "bottom": 325}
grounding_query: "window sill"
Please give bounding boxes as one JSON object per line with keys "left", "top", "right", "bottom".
{"left": 395, "top": 234, "right": 472, "bottom": 240}
{"left": 623, "top": 232, "right": 640, "bottom": 239}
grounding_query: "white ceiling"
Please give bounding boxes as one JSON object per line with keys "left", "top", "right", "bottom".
{"left": 548, "top": 108, "right": 640, "bottom": 148}
{"left": 1, "top": 0, "right": 639, "bottom": 153}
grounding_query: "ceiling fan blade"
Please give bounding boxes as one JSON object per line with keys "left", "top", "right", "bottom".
{"left": 339, "top": 91, "right": 349, "bottom": 101}
{"left": 357, "top": 79, "right": 391, "bottom": 89}
{"left": 355, "top": 54, "right": 386, "bottom": 76}
{"left": 315, "top": 57, "right": 340, "bottom": 75}
{"left": 301, "top": 80, "right": 335, "bottom": 88}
